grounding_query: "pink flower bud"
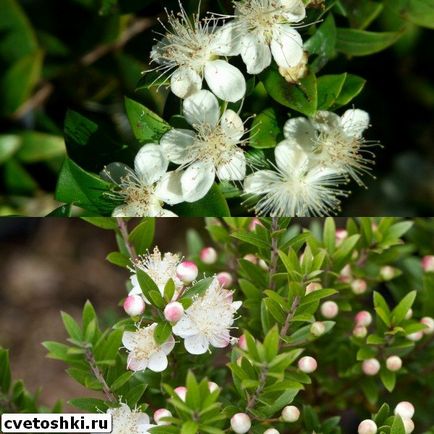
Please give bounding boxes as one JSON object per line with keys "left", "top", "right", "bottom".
{"left": 339, "top": 264, "right": 352, "bottom": 283}
{"left": 217, "top": 272, "right": 233, "bottom": 288}
{"left": 176, "top": 261, "right": 198, "bottom": 283}
{"left": 386, "top": 355, "right": 402, "bottom": 372}
{"left": 298, "top": 356, "right": 318, "bottom": 373}
{"left": 164, "top": 302, "right": 184, "bottom": 323}
{"left": 358, "top": 419, "right": 377, "bottom": 434}
{"left": 355, "top": 311, "right": 373, "bottom": 327}
{"left": 362, "top": 358, "right": 380, "bottom": 376}
{"left": 407, "top": 331, "right": 423, "bottom": 342}
{"left": 422, "top": 255, "right": 434, "bottom": 272}
{"left": 421, "top": 316, "right": 434, "bottom": 334}
{"left": 238, "top": 334, "right": 248, "bottom": 351}
{"left": 353, "top": 325, "right": 368, "bottom": 338}
{"left": 281, "top": 405, "right": 300, "bottom": 422}
{"left": 402, "top": 417, "right": 415, "bottom": 434}
{"left": 154, "top": 408, "right": 172, "bottom": 425}
{"left": 321, "top": 301, "right": 339, "bottom": 319}
{"left": 208, "top": 381, "right": 219, "bottom": 393}
{"left": 123, "top": 295, "right": 145, "bottom": 316}
{"left": 264, "top": 429, "right": 280, "bottom": 434}
{"left": 394, "top": 401, "right": 415, "bottom": 419}
{"left": 305, "top": 282, "right": 322, "bottom": 294}
{"left": 249, "top": 218, "right": 262, "bottom": 231}
{"left": 230, "top": 413, "right": 251, "bottom": 434}
{"left": 174, "top": 386, "right": 187, "bottom": 401}
{"left": 336, "top": 229, "right": 348, "bottom": 245}
{"left": 310, "top": 321, "right": 326, "bottom": 337}
{"left": 405, "top": 308, "right": 413, "bottom": 320}
{"left": 380, "top": 266, "right": 396, "bottom": 281}
{"left": 200, "top": 247, "right": 218, "bottom": 264}
{"left": 351, "top": 279, "right": 368, "bottom": 295}
{"left": 243, "top": 254, "right": 257, "bottom": 264}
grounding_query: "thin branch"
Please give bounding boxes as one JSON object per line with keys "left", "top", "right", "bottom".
{"left": 116, "top": 218, "right": 138, "bottom": 262}
{"left": 246, "top": 365, "right": 268, "bottom": 411}
{"left": 280, "top": 296, "right": 301, "bottom": 340}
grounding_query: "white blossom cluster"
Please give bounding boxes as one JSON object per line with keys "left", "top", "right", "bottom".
{"left": 109, "top": 0, "right": 376, "bottom": 217}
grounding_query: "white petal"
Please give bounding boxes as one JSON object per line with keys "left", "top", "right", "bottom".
{"left": 148, "top": 351, "right": 168, "bottom": 372}
{"left": 183, "top": 90, "right": 220, "bottom": 127}
{"left": 209, "top": 330, "right": 230, "bottom": 348}
{"left": 158, "top": 209, "right": 178, "bottom": 217}
{"left": 122, "top": 331, "right": 136, "bottom": 351}
{"left": 244, "top": 170, "right": 281, "bottom": 195}
{"left": 312, "top": 111, "right": 341, "bottom": 132}
{"left": 212, "top": 22, "right": 242, "bottom": 56}
{"left": 172, "top": 316, "right": 199, "bottom": 337}
{"left": 160, "top": 129, "right": 195, "bottom": 164}
{"left": 217, "top": 150, "right": 246, "bottom": 181}
{"left": 137, "top": 425, "right": 156, "bottom": 434}
{"left": 136, "top": 414, "right": 150, "bottom": 426}
{"left": 184, "top": 334, "right": 209, "bottom": 355}
{"left": 275, "top": 140, "right": 309, "bottom": 174}
{"left": 181, "top": 162, "right": 216, "bottom": 202}
{"left": 232, "top": 301, "right": 242, "bottom": 311}
{"left": 341, "top": 109, "right": 370, "bottom": 138}
{"left": 155, "top": 171, "right": 184, "bottom": 205}
{"left": 271, "top": 25, "right": 304, "bottom": 68}
{"left": 112, "top": 204, "right": 135, "bottom": 217}
{"left": 161, "top": 335, "right": 176, "bottom": 354}
{"left": 283, "top": 117, "right": 317, "bottom": 150}
{"left": 279, "top": 0, "right": 307, "bottom": 22}
{"left": 221, "top": 109, "right": 245, "bottom": 143}
{"left": 240, "top": 33, "right": 272, "bottom": 75}
{"left": 170, "top": 67, "right": 202, "bottom": 99}
{"left": 134, "top": 144, "right": 168, "bottom": 186}
{"left": 127, "top": 354, "right": 148, "bottom": 372}
{"left": 204, "top": 60, "right": 246, "bottom": 103}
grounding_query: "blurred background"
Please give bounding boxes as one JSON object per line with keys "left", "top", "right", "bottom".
{"left": 0, "top": 0, "right": 433, "bottom": 215}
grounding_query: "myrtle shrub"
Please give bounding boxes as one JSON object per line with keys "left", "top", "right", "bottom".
{"left": 1, "top": 217, "right": 434, "bottom": 433}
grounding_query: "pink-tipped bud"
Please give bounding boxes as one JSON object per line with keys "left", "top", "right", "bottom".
{"left": 353, "top": 325, "right": 368, "bottom": 338}
{"left": 281, "top": 405, "right": 300, "bottom": 422}
{"left": 358, "top": 419, "right": 377, "bottom": 434}
{"left": 200, "top": 247, "right": 218, "bottom": 264}
{"left": 243, "top": 254, "right": 258, "bottom": 264}
{"left": 176, "top": 261, "right": 198, "bottom": 283}
{"left": 154, "top": 408, "right": 172, "bottom": 425}
{"left": 305, "top": 282, "right": 322, "bottom": 295}
{"left": 123, "top": 295, "right": 145, "bottom": 316}
{"left": 217, "top": 272, "right": 233, "bottom": 288}
{"left": 249, "top": 218, "right": 262, "bottom": 232}
{"left": 355, "top": 311, "right": 373, "bottom": 327}
{"left": 174, "top": 386, "right": 187, "bottom": 401}
{"left": 421, "top": 316, "right": 434, "bottom": 334}
{"left": 310, "top": 321, "right": 326, "bottom": 337}
{"left": 164, "top": 302, "right": 184, "bottom": 323}
{"left": 351, "top": 279, "right": 368, "bottom": 295}
{"left": 230, "top": 413, "right": 251, "bottom": 434}
{"left": 422, "top": 255, "right": 434, "bottom": 272}
{"left": 264, "top": 429, "right": 280, "bottom": 434}
{"left": 380, "top": 266, "right": 397, "bottom": 281}
{"left": 336, "top": 229, "right": 348, "bottom": 245}
{"left": 394, "top": 401, "right": 415, "bottom": 419}
{"left": 238, "top": 334, "right": 248, "bottom": 351}
{"left": 298, "top": 356, "right": 318, "bottom": 373}
{"left": 258, "top": 259, "right": 269, "bottom": 270}
{"left": 386, "top": 355, "right": 402, "bottom": 372}
{"left": 321, "top": 301, "right": 339, "bottom": 319}
{"left": 339, "top": 264, "right": 352, "bottom": 283}
{"left": 208, "top": 381, "right": 219, "bottom": 393}
{"left": 407, "top": 331, "right": 423, "bottom": 342}
{"left": 402, "top": 417, "right": 415, "bottom": 434}
{"left": 362, "top": 358, "right": 380, "bottom": 376}
{"left": 405, "top": 308, "right": 413, "bottom": 320}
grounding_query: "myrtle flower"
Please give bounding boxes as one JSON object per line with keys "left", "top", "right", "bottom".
{"left": 129, "top": 247, "right": 184, "bottom": 300}
{"left": 100, "top": 404, "right": 155, "bottom": 434}
{"left": 150, "top": 4, "right": 246, "bottom": 102}
{"left": 172, "top": 277, "right": 242, "bottom": 354}
{"left": 122, "top": 323, "right": 175, "bottom": 372}
{"left": 284, "top": 109, "right": 374, "bottom": 185}
{"left": 161, "top": 90, "right": 247, "bottom": 202}
{"left": 218, "top": 0, "right": 306, "bottom": 74}
{"left": 108, "top": 145, "right": 183, "bottom": 217}
{"left": 244, "top": 141, "right": 346, "bottom": 216}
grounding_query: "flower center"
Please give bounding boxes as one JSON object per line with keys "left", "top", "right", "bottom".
{"left": 132, "top": 328, "right": 159, "bottom": 360}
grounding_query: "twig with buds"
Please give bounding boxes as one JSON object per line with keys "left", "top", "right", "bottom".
{"left": 116, "top": 218, "right": 138, "bottom": 263}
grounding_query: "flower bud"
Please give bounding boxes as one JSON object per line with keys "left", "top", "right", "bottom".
{"left": 321, "top": 301, "right": 339, "bottom": 319}
{"left": 264, "top": 429, "right": 280, "bottom": 434}
{"left": 380, "top": 266, "right": 397, "bottom": 281}
{"left": 422, "top": 255, "right": 434, "bottom": 272}
{"left": 355, "top": 311, "right": 373, "bottom": 327}
{"left": 394, "top": 401, "right": 415, "bottom": 419}
{"left": 353, "top": 325, "right": 368, "bottom": 338}
{"left": 402, "top": 417, "right": 415, "bottom": 434}
{"left": 305, "top": 282, "right": 322, "bottom": 295}
{"left": 421, "top": 316, "right": 434, "bottom": 334}
{"left": 200, "top": 247, "right": 218, "bottom": 264}
{"left": 217, "top": 272, "right": 233, "bottom": 288}
{"left": 407, "top": 331, "right": 423, "bottom": 342}
{"left": 335, "top": 229, "right": 348, "bottom": 245}
{"left": 351, "top": 279, "right": 368, "bottom": 295}
{"left": 310, "top": 321, "right": 326, "bottom": 337}
{"left": 358, "top": 419, "right": 377, "bottom": 434}
{"left": 281, "top": 405, "right": 300, "bottom": 422}
{"left": 243, "top": 254, "right": 257, "bottom": 264}
{"left": 405, "top": 308, "right": 413, "bottom": 320}
{"left": 174, "top": 386, "right": 187, "bottom": 401}
{"left": 249, "top": 218, "right": 262, "bottom": 231}
{"left": 258, "top": 259, "right": 269, "bottom": 270}
{"left": 362, "top": 358, "right": 380, "bottom": 376}
{"left": 123, "top": 295, "right": 145, "bottom": 317}
{"left": 298, "top": 356, "right": 318, "bottom": 373}
{"left": 386, "top": 355, "right": 402, "bottom": 372}
{"left": 154, "top": 408, "right": 172, "bottom": 425}
{"left": 339, "top": 264, "right": 352, "bottom": 283}
{"left": 230, "top": 413, "right": 251, "bottom": 433}
{"left": 164, "top": 302, "right": 184, "bottom": 323}
{"left": 208, "top": 381, "right": 219, "bottom": 393}
{"left": 238, "top": 334, "right": 248, "bottom": 351}
{"left": 176, "top": 261, "right": 198, "bottom": 283}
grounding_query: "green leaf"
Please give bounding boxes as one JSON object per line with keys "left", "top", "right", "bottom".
{"left": 264, "top": 326, "right": 280, "bottom": 362}
{"left": 0, "top": 348, "right": 11, "bottom": 393}
{"left": 331, "top": 74, "right": 366, "bottom": 109}
{"left": 386, "top": 0, "right": 434, "bottom": 29}
{"left": 183, "top": 277, "right": 213, "bottom": 299}
{"left": 391, "top": 290, "right": 417, "bottom": 324}
{"left": 323, "top": 216, "right": 336, "bottom": 251}
{"left": 135, "top": 268, "right": 160, "bottom": 303}
{"left": 69, "top": 398, "right": 108, "bottom": 412}
{"left": 0, "top": 135, "right": 20, "bottom": 164}
{"left": 82, "top": 217, "right": 118, "bottom": 229}
{"left": 129, "top": 219, "right": 155, "bottom": 255}
{"left": 154, "top": 322, "right": 172, "bottom": 345}
{"left": 345, "top": 0, "right": 384, "bottom": 29}
{"left": 374, "top": 403, "right": 390, "bottom": 425}
{"left": 61, "top": 312, "right": 82, "bottom": 341}
{"left": 391, "top": 415, "right": 406, "bottom": 434}
{"left": 15, "top": 132, "right": 65, "bottom": 163}
{"left": 4, "top": 159, "right": 38, "bottom": 195}
{"left": 82, "top": 301, "right": 97, "bottom": 332}
{"left": 111, "top": 371, "right": 133, "bottom": 391}
{"left": 336, "top": 28, "right": 403, "bottom": 56}
{"left": 250, "top": 108, "right": 281, "bottom": 149}
{"left": 380, "top": 369, "right": 396, "bottom": 392}
{"left": 317, "top": 74, "right": 347, "bottom": 110}
{"left": 164, "top": 279, "right": 176, "bottom": 302}
{"left": 181, "top": 421, "right": 199, "bottom": 434}
{"left": 106, "top": 251, "right": 130, "bottom": 267}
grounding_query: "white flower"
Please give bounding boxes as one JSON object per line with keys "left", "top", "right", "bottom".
{"left": 172, "top": 277, "right": 242, "bottom": 354}
{"left": 284, "top": 109, "right": 374, "bottom": 185}
{"left": 102, "top": 404, "right": 155, "bottom": 434}
{"left": 122, "top": 323, "right": 175, "bottom": 372}
{"left": 244, "top": 141, "right": 346, "bottom": 216}
{"left": 108, "top": 144, "right": 184, "bottom": 217}
{"left": 150, "top": 5, "right": 246, "bottom": 101}
{"left": 161, "top": 90, "right": 247, "bottom": 202}
{"left": 219, "top": 0, "right": 306, "bottom": 74}
{"left": 129, "top": 247, "right": 184, "bottom": 300}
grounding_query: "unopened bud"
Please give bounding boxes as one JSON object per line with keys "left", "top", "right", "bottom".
{"left": 422, "top": 255, "right": 434, "bottom": 272}
{"left": 164, "top": 302, "right": 184, "bottom": 323}
{"left": 123, "top": 295, "right": 145, "bottom": 316}
{"left": 421, "top": 316, "right": 434, "bottom": 334}
{"left": 394, "top": 401, "right": 415, "bottom": 419}
{"left": 351, "top": 279, "right": 368, "bottom": 295}
{"left": 362, "top": 358, "right": 380, "bottom": 376}
{"left": 355, "top": 311, "right": 373, "bottom": 327}
{"left": 154, "top": 408, "right": 172, "bottom": 425}
{"left": 238, "top": 334, "right": 248, "bottom": 351}
{"left": 407, "top": 331, "right": 423, "bottom": 342}
{"left": 243, "top": 254, "right": 257, "bottom": 264}
{"left": 380, "top": 266, "right": 397, "bottom": 281}
{"left": 339, "top": 264, "right": 352, "bottom": 283}
{"left": 402, "top": 417, "right": 415, "bottom": 434}
{"left": 353, "top": 325, "right": 368, "bottom": 338}
{"left": 281, "top": 405, "right": 300, "bottom": 422}
{"left": 305, "top": 282, "right": 322, "bottom": 294}
{"left": 264, "top": 429, "right": 280, "bottom": 434}
{"left": 208, "top": 381, "right": 219, "bottom": 393}
{"left": 230, "top": 413, "right": 251, "bottom": 433}
{"left": 405, "top": 308, "right": 413, "bottom": 320}
{"left": 310, "top": 321, "right": 326, "bottom": 337}
{"left": 217, "top": 272, "right": 233, "bottom": 288}
{"left": 321, "top": 301, "right": 339, "bottom": 319}
{"left": 358, "top": 419, "right": 377, "bottom": 434}
{"left": 200, "top": 247, "right": 218, "bottom": 264}
{"left": 335, "top": 229, "right": 348, "bottom": 245}
{"left": 176, "top": 261, "right": 198, "bottom": 283}
{"left": 258, "top": 259, "right": 269, "bottom": 270}
{"left": 298, "top": 356, "right": 318, "bottom": 373}
{"left": 174, "top": 386, "right": 187, "bottom": 401}
{"left": 386, "top": 355, "right": 402, "bottom": 372}
{"left": 278, "top": 52, "right": 308, "bottom": 84}
{"left": 249, "top": 218, "right": 262, "bottom": 231}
